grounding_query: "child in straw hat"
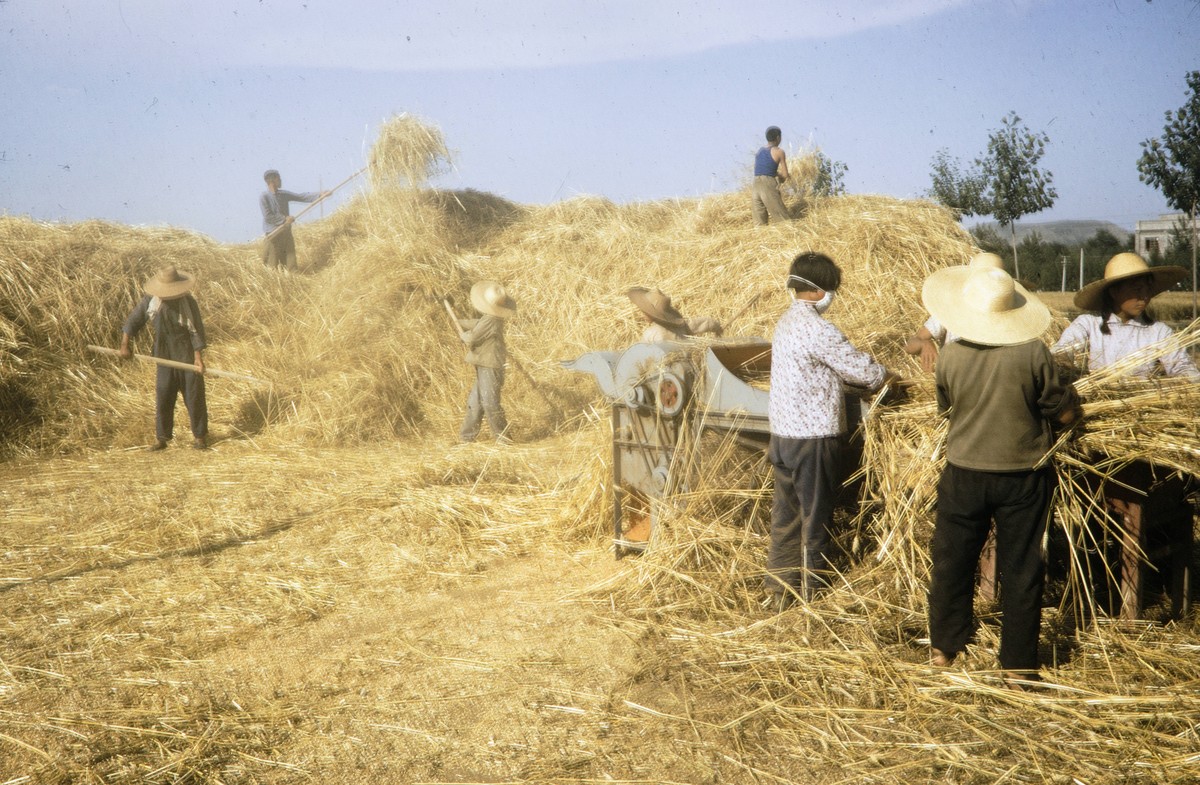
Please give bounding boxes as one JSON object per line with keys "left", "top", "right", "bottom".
{"left": 119, "top": 266, "right": 209, "bottom": 451}
{"left": 904, "top": 252, "right": 1005, "bottom": 372}
{"left": 455, "top": 280, "right": 516, "bottom": 444}
{"left": 1052, "top": 252, "right": 1196, "bottom": 618}
{"left": 1053, "top": 252, "right": 1197, "bottom": 379}
{"left": 766, "top": 252, "right": 892, "bottom": 609}
{"left": 922, "top": 265, "right": 1079, "bottom": 684}
{"left": 626, "top": 287, "right": 722, "bottom": 343}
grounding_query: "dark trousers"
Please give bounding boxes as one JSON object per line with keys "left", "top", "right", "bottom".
{"left": 766, "top": 434, "right": 842, "bottom": 600}
{"left": 156, "top": 365, "right": 208, "bottom": 442}
{"left": 459, "top": 366, "right": 507, "bottom": 442}
{"left": 929, "top": 464, "right": 1051, "bottom": 671}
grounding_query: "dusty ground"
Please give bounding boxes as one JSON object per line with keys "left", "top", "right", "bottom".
{"left": 2, "top": 430, "right": 742, "bottom": 783}
{"left": 4, "top": 424, "right": 1200, "bottom": 784}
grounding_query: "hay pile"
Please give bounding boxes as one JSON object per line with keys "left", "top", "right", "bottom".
{"left": 1, "top": 114, "right": 1198, "bottom": 783}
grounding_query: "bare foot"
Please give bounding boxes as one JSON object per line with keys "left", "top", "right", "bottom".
{"left": 1003, "top": 671, "right": 1041, "bottom": 691}
{"left": 931, "top": 648, "right": 956, "bottom": 667}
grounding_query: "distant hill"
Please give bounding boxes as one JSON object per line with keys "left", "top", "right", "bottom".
{"left": 968, "top": 219, "right": 1132, "bottom": 246}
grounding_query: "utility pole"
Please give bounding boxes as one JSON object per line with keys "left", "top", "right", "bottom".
{"left": 1059, "top": 255, "right": 1067, "bottom": 292}
{"left": 1079, "top": 248, "right": 1085, "bottom": 290}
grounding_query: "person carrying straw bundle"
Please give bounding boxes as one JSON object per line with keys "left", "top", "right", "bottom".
{"left": 766, "top": 251, "right": 893, "bottom": 609}
{"left": 922, "top": 264, "right": 1079, "bottom": 686}
{"left": 118, "top": 266, "right": 211, "bottom": 451}
{"left": 1054, "top": 252, "right": 1197, "bottom": 379}
{"left": 453, "top": 281, "right": 516, "bottom": 445}
{"left": 1053, "top": 252, "right": 1196, "bottom": 618}
{"left": 626, "top": 287, "right": 722, "bottom": 343}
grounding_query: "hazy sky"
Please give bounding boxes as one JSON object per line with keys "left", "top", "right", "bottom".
{"left": 2, "top": 0, "right": 1198, "bottom": 243}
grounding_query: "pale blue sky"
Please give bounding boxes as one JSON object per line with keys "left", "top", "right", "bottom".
{"left": 2, "top": 0, "right": 1198, "bottom": 243}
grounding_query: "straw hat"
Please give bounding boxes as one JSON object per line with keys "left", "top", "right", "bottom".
{"left": 143, "top": 266, "right": 195, "bottom": 300}
{"left": 470, "top": 280, "right": 516, "bottom": 318}
{"left": 626, "top": 287, "right": 686, "bottom": 328}
{"left": 1073, "top": 252, "right": 1186, "bottom": 312}
{"left": 922, "top": 267, "right": 1050, "bottom": 346}
{"left": 968, "top": 252, "right": 1004, "bottom": 270}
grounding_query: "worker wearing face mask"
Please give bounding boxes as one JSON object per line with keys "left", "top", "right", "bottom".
{"left": 764, "top": 251, "right": 896, "bottom": 609}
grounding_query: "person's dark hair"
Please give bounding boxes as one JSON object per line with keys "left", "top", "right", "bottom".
{"left": 787, "top": 251, "right": 841, "bottom": 292}
{"left": 1098, "top": 274, "right": 1154, "bottom": 335}
{"left": 263, "top": 169, "right": 281, "bottom": 183}
{"left": 765, "top": 126, "right": 782, "bottom": 143}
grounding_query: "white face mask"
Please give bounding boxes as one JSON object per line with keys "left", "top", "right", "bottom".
{"left": 788, "top": 275, "right": 835, "bottom": 314}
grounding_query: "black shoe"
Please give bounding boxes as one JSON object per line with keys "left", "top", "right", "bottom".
{"left": 149, "top": 440, "right": 168, "bottom": 452}
{"left": 192, "top": 436, "right": 208, "bottom": 450}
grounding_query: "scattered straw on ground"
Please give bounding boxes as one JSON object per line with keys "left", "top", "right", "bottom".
{"left": 1, "top": 115, "right": 1197, "bottom": 783}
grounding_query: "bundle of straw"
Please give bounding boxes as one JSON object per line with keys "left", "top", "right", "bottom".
{"left": 367, "top": 112, "right": 451, "bottom": 190}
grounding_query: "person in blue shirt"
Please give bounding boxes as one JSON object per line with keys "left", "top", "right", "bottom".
{"left": 752, "top": 126, "right": 791, "bottom": 225}
{"left": 259, "top": 169, "right": 329, "bottom": 272}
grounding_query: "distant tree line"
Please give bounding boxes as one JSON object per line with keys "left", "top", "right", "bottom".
{"left": 925, "top": 70, "right": 1199, "bottom": 315}
{"left": 968, "top": 226, "right": 1127, "bottom": 292}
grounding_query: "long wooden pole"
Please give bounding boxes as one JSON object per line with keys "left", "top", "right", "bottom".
{"left": 87, "top": 345, "right": 270, "bottom": 387}
{"left": 723, "top": 291, "right": 764, "bottom": 333}
{"left": 264, "top": 167, "right": 366, "bottom": 242}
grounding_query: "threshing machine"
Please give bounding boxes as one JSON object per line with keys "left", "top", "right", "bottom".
{"left": 564, "top": 339, "right": 868, "bottom": 557}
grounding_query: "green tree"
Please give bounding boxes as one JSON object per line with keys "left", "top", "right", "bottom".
{"left": 928, "top": 112, "right": 1057, "bottom": 278}
{"left": 969, "top": 224, "right": 1008, "bottom": 257}
{"left": 927, "top": 149, "right": 989, "bottom": 219}
{"left": 1165, "top": 215, "right": 1196, "bottom": 289}
{"left": 979, "top": 112, "right": 1057, "bottom": 280}
{"left": 814, "top": 152, "right": 848, "bottom": 197}
{"left": 1137, "top": 70, "right": 1200, "bottom": 318}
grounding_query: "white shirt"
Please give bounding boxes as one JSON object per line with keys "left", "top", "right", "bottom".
{"left": 1054, "top": 313, "right": 1198, "bottom": 379}
{"left": 769, "top": 300, "right": 886, "bottom": 439}
{"left": 923, "top": 314, "right": 958, "bottom": 346}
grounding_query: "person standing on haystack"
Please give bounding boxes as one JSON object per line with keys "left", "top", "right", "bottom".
{"left": 627, "top": 287, "right": 722, "bottom": 343}
{"left": 752, "top": 125, "right": 791, "bottom": 226}
{"left": 119, "top": 266, "right": 210, "bottom": 451}
{"left": 766, "top": 252, "right": 891, "bottom": 609}
{"left": 455, "top": 280, "right": 516, "bottom": 444}
{"left": 922, "top": 264, "right": 1078, "bottom": 686}
{"left": 259, "top": 169, "right": 330, "bottom": 273}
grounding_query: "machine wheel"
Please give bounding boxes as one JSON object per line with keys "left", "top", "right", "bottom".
{"left": 657, "top": 371, "right": 687, "bottom": 418}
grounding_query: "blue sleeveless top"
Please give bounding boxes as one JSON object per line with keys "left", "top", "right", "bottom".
{"left": 754, "top": 146, "right": 778, "bottom": 177}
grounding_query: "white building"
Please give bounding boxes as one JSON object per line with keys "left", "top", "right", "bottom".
{"left": 1134, "top": 212, "right": 1198, "bottom": 258}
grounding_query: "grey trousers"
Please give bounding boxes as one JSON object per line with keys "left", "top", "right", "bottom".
{"left": 262, "top": 231, "right": 298, "bottom": 271}
{"left": 460, "top": 365, "right": 508, "bottom": 442}
{"left": 766, "top": 434, "right": 842, "bottom": 601}
{"left": 752, "top": 175, "right": 790, "bottom": 225}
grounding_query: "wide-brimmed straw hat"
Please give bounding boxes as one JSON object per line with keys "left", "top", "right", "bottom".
{"left": 470, "top": 280, "right": 516, "bottom": 318}
{"left": 968, "top": 251, "right": 1004, "bottom": 271}
{"left": 627, "top": 287, "right": 686, "bottom": 328}
{"left": 143, "top": 266, "right": 195, "bottom": 300}
{"left": 1073, "top": 252, "right": 1186, "bottom": 312}
{"left": 922, "top": 266, "right": 1050, "bottom": 346}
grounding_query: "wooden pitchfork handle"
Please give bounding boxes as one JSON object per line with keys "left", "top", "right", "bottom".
{"left": 264, "top": 167, "right": 366, "bottom": 242}
{"left": 88, "top": 345, "right": 271, "bottom": 387}
{"left": 441, "top": 299, "right": 560, "bottom": 410}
